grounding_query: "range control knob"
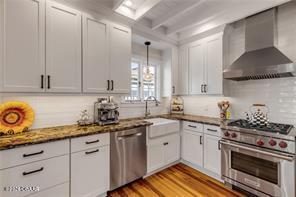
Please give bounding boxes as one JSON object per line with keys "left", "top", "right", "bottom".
{"left": 269, "top": 139, "right": 277, "bottom": 146}
{"left": 231, "top": 133, "right": 237, "bottom": 138}
{"left": 257, "top": 139, "right": 264, "bottom": 146}
{"left": 279, "top": 141, "right": 288, "bottom": 149}
{"left": 224, "top": 132, "right": 230, "bottom": 137}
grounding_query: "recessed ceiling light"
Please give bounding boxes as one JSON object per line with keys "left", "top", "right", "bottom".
{"left": 124, "top": 0, "right": 133, "bottom": 7}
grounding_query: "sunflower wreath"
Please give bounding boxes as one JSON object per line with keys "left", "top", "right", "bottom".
{"left": 0, "top": 101, "right": 35, "bottom": 136}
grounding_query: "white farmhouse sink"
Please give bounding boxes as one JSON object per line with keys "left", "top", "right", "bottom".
{"left": 145, "top": 118, "right": 179, "bottom": 138}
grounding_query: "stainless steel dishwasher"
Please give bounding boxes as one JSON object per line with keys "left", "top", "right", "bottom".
{"left": 110, "top": 126, "right": 147, "bottom": 190}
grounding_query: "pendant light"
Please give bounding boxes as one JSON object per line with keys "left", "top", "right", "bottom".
{"left": 144, "top": 41, "right": 153, "bottom": 81}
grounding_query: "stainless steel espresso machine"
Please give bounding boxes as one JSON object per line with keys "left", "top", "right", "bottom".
{"left": 94, "top": 98, "right": 119, "bottom": 125}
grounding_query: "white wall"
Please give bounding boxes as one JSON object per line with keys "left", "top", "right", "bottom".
{"left": 132, "top": 43, "right": 162, "bottom": 61}
{"left": 182, "top": 1, "right": 296, "bottom": 125}
{"left": 0, "top": 95, "right": 169, "bottom": 129}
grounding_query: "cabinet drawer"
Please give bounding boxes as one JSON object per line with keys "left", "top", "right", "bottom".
{"left": 204, "top": 124, "right": 221, "bottom": 137}
{"left": 182, "top": 121, "right": 203, "bottom": 132}
{"left": 27, "top": 182, "right": 69, "bottom": 197}
{"left": 0, "top": 155, "right": 69, "bottom": 197}
{"left": 0, "top": 140, "right": 69, "bottom": 170}
{"left": 71, "top": 133, "right": 110, "bottom": 153}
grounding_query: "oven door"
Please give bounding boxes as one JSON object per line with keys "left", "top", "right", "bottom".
{"left": 221, "top": 140, "right": 295, "bottom": 197}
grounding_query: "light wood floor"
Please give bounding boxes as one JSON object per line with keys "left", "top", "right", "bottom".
{"left": 108, "top": 163, "right": 243, "bottom": 197}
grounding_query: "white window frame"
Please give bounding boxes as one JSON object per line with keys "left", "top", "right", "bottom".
{"left": 123, "top": 55, "right": 161, "bottom": 103}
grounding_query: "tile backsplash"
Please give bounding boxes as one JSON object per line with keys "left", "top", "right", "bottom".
{"left": 0, "top": 96, "right": 169, "bottom": 129}
{"left": 183, "top": 77, "right": 296, "bottom": 125}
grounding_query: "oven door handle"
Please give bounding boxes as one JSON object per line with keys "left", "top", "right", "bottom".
{"left": 220, "top": 140, "right": 295, "bottom": 162}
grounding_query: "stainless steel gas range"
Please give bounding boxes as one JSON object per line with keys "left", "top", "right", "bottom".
{"left": 221, "top": 119, "right": 296, "bottom": 197}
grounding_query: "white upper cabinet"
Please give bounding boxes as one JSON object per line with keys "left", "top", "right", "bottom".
{"left": 0, "top": 0, "right": 131, "bottom": 94}
{"left": 0, "top": 0, "right": 45, "bottom": 92}
{"left": 178, "top": 47, "right": 189, "bottom": 95}
{"left": 109, "top": 24, "right": 131, "bottom": 94}
{"left": 46, "top": 1, "right": 82, "bottom": 93}
{"left": 179, "top": 33, "right": 223, "bottom": 95}
{"left": 204, "top": 36, "right": 223, "bottom": 95}
{"left": 171, "top": 47, "right": 179, "bottom": 95}
{"left": 82, "top": 14, "right": 109, "bottom": 93}
{"left": 189, "top": 43, "right": 204, "bottom": 95}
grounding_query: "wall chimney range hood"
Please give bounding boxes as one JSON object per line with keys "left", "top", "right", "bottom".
{"left": 223, "top": 8, "right": 296, "bottom": 81}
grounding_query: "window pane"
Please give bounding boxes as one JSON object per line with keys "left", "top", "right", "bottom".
{"left": 142, "top": 64, "right": 156, "bottom": 100}
{"left": 130, "top": 62, "right": 140, "bottom": 100}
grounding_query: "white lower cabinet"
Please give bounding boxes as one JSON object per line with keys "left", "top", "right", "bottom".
{"left": 71, "top": 137, "right": 110, "bottom": 197}
{"left": 181, "top": 122, "right": 221, "bottom": 180}
{"left": 27, "top": 182, "right": 69, "bottom": 197}
{"left": 147, "top": 140, "right": 165, "bottom": 173}
{"left": 181, "top": 130, "right": 203, "bottom": 167}
{"left": 164, "top": 135, "right": 180, "bottom": 164}
{"left": 0, "top": 155, "right": 69, "bottom": 197}
{"left": 203, "top": 134, "right": 221, "bottom": 176}
{"left": 147, "top": 134, "right": 180, "bottom": 174}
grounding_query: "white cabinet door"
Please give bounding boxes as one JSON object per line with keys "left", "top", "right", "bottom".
{"left": 0, "top": 0, "right": 45, "bottom": 92}
{"left": 171, "top": 47, "right": 179, "bottom": 95}
{"left": 178, "top": 46, "right": 189, "bottom": 95}
{"left": 0, "top": 155, "right": 69, "bottom": 197}
{"left": 46, "top": 1, "right": 81, "bottom": 93}
{"left": 27, "top": 182, "right": 69, "bottom": 197}
{"left": 205, "top": 36, "right": 223, "bottom": 95}
{"left": 189, "top": 43, "right": 204, "bottom": 95}
{"left": 203, "top": 134, "right": 221, "bottom": 176}
{"left": 109, "top": 24, "right": 131, "bottom": 94}
{"left": 164, "top": 134, "right": 180, "bottom": 164}
{"left": 147, "top": 141, "right": 165, "bottom": 173}
{"left": 83, "top": 14, "right": 109, "bottom": 93}
{"left": 182, "top": 130, "right": 203, "bottom": 167}
{"left": 71, "top": 146, "right": 110, "bottom": 197}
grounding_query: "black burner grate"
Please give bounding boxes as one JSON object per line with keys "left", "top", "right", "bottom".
{"left": 227, "top": 119, "right": 293, "bottom": 134}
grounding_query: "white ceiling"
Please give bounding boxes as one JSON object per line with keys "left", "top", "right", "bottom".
{"left": 86, "top": 0, "right": 291, "bottom": 43}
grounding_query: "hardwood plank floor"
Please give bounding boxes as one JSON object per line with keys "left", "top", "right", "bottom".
{"left": 108, "top": 163, "right": 244, "bottom": 197}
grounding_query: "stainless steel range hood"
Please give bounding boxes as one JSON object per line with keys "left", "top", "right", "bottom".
{"left": 223, "top": 8, "right": 296, "bottom": 81}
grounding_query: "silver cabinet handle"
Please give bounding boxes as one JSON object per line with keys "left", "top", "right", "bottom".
{"left": 220, "top": 140, "right": 295, "bottom": 161}
{"left": 200, "top": 136, "right": 203, "bottom": 145}
{"left": 117, "top": 132, "right": 142, "bottom": 140}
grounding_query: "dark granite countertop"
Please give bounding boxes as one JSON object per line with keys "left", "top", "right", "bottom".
{"left": 0, "top": 114, "right": 222, "bottom": 151}
{"left": 158, "top": 114, "right": 222, "bottom": 126}
{"left": 0, "top": 119, "right": 152, "bottom": 151}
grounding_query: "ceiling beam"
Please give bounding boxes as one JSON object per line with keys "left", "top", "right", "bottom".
{"left": 151, "top": 0, "right": 206, "bottom": 30}
{"left": 135, "top": 0, "right": 163, "bottom": 20}
{"left": 167, "top": 7, "right": 227, "bottom": 36}
{"left": 170, "top": 0, "right": 290, "bottom": 37}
